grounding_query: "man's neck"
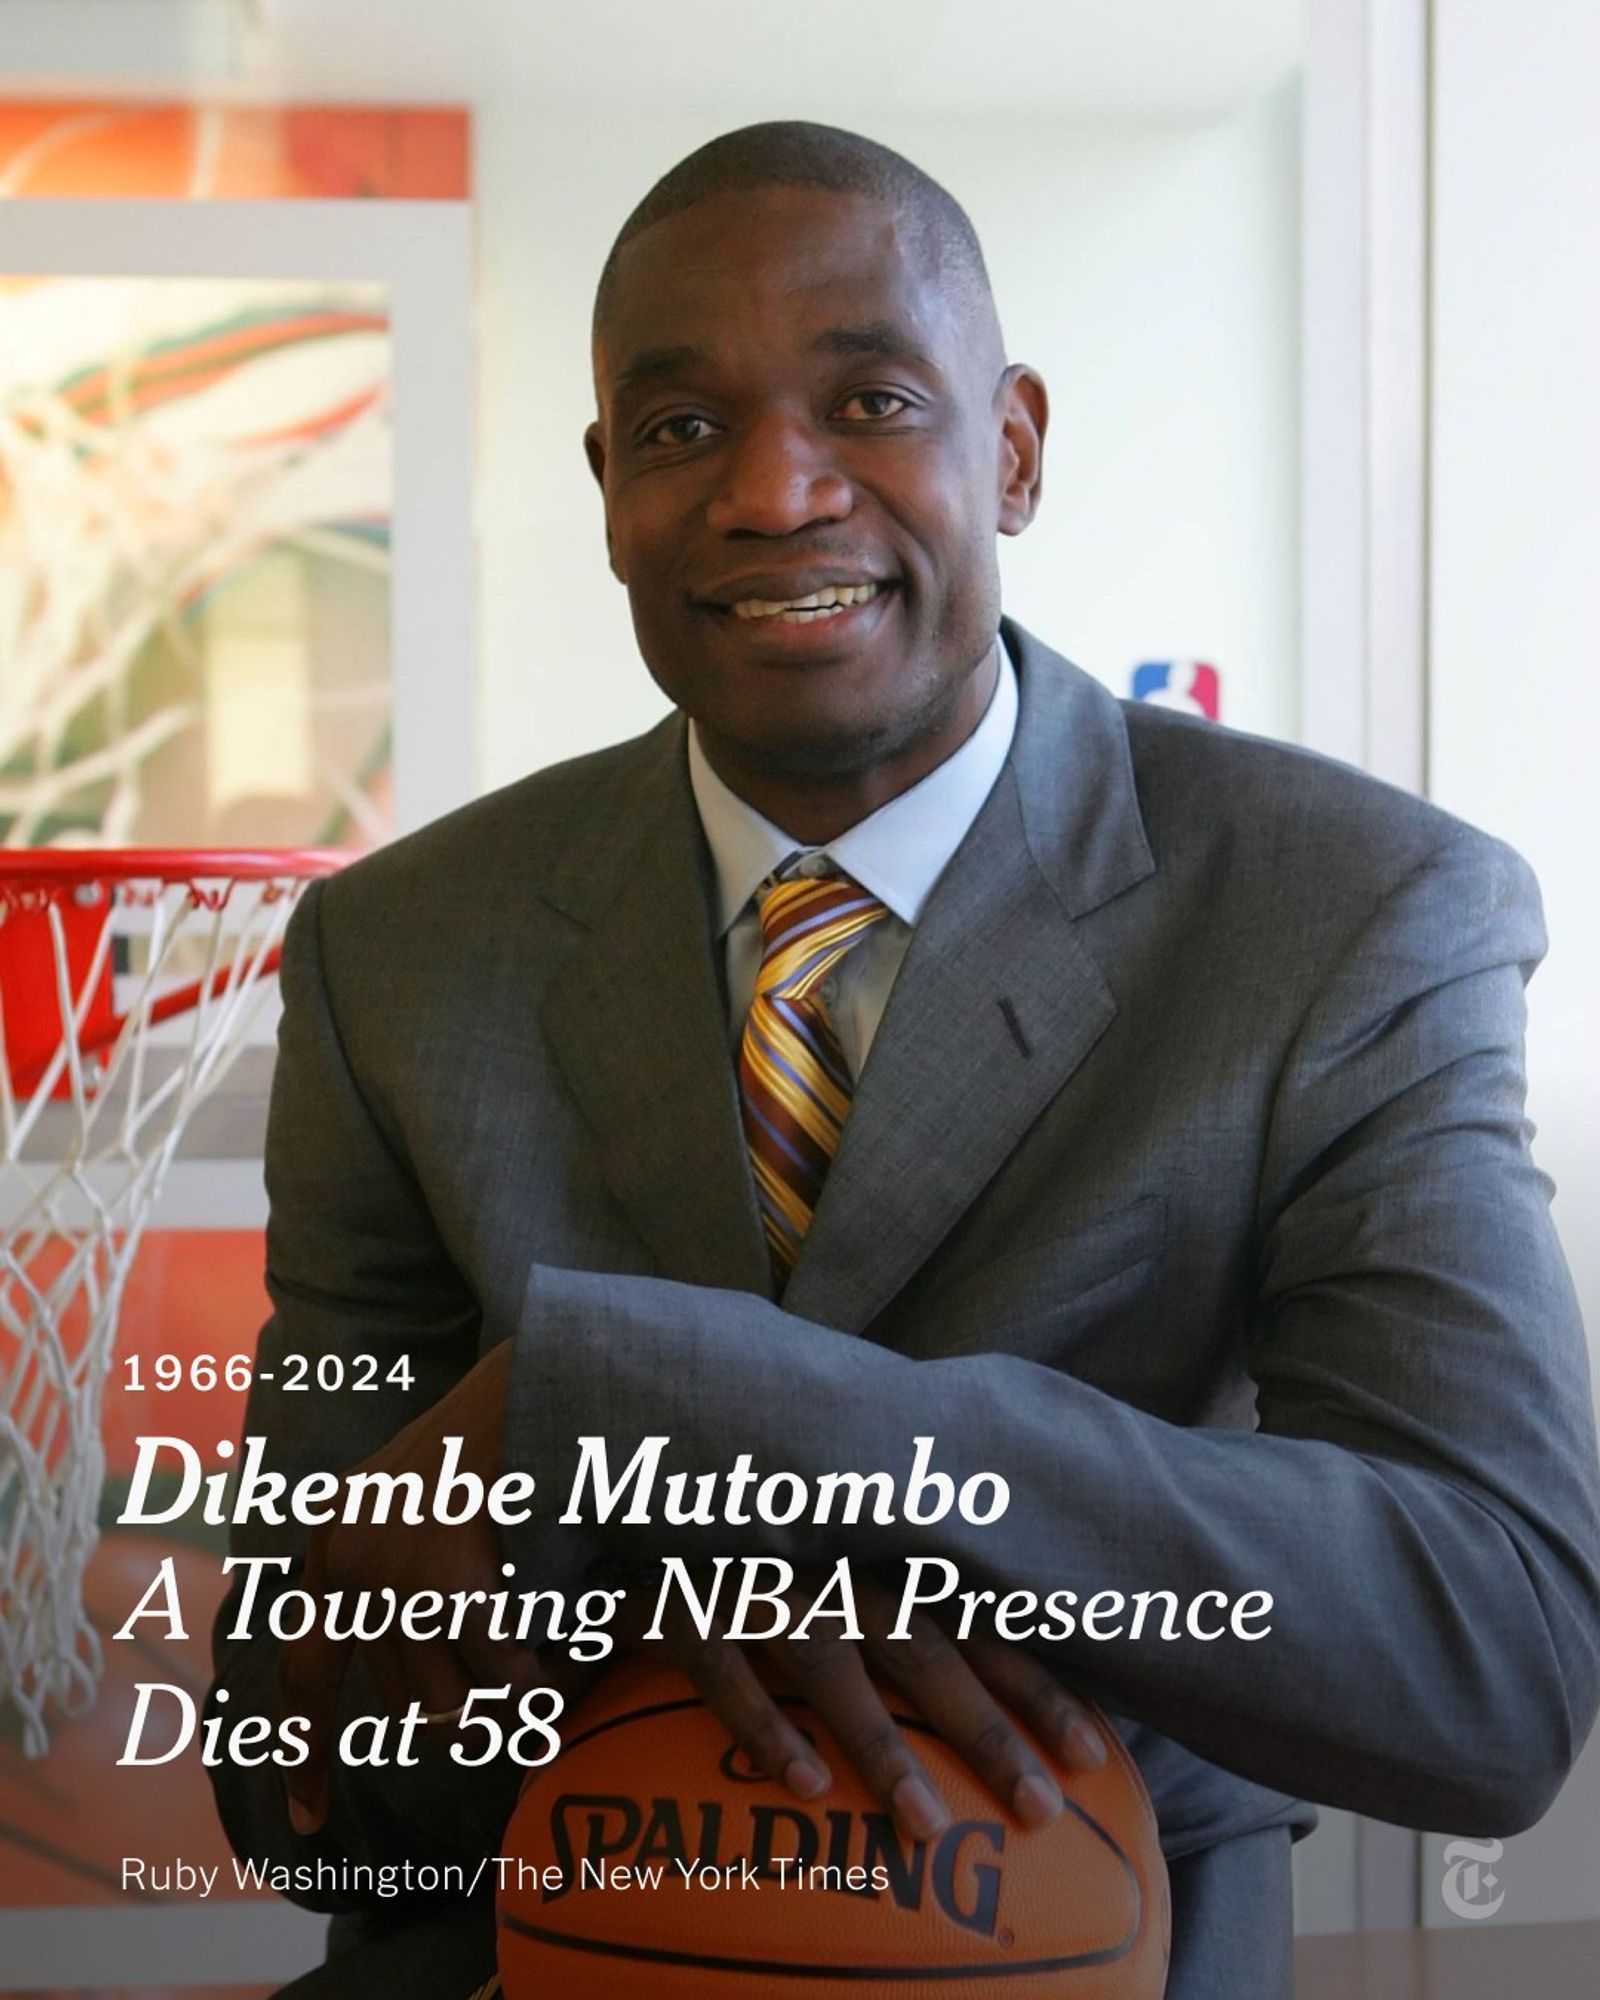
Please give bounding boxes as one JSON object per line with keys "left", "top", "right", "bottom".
{"left": 693, "top": 645, "right": 1001, "bottom": 846}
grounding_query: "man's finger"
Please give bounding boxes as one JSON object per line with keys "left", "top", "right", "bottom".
{"left": 666, "top": 1628, "right": 832, "bottom": 1801}
{"left": 772, "top": 1640, "right": 951, "bottom": 1841}
{"left": 454, "top": 1620, "right": 548, "bottom": 1702}
{"left": 866, "top": 1619, "right": 1064, "bottom": 1827}
{"left": 364, "top": 1635, "right": 411, "bottom": 1718}
{"left": 961, "top": 1636, "right": 1108, "bottom": 1774}
{"left": 278, "top": 1615, "right": 355, "bottom": 1837}
{"left": 396, "top": 1634, "right": 474, "bottom": 1720}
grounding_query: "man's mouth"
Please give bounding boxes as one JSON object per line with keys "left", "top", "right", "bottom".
{"left": 727, "top": 582, "right": 884, "bottom": 624}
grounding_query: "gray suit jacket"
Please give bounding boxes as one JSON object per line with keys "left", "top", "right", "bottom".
{"left": 211, "top": 622, "right": 1600, "bottom": 1997}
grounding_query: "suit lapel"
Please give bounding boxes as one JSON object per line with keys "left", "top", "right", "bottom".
{"left": 539, "top": 720, "right": 774, "bottom": 1299}
{"left": 536, "top": 627, "right": 1153, "bottom": 1327}
{"left": 781, "top": 625, "right": 1156, "bottom": 1333}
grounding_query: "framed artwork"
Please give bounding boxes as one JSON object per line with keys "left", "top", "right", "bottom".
{"left": 0, "top": 101, "right": 467, "bottom": 203}
{"left": 0, "top": 103, "right": 472, "bottom": 865}
{"left": 2, "top": 269, "right": 396, "bottom": 852}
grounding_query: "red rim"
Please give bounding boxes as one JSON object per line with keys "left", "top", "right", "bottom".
{"left": 0, "top": 847, "right": 352, "bottom": 888}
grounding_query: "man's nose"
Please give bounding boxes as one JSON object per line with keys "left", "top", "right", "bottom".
{"left": 706, "top": 414, "right": 853, "bottom": 536}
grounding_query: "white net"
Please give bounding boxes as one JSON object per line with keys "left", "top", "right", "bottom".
{"left": 0, "top": 855, "right": 331, "bottom": 1757}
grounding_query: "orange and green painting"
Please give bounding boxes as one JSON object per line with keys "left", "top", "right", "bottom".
{"left": 0, "top": 103, "right": 468, "bottom": 854}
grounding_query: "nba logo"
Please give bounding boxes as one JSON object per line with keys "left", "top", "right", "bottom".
{"left": 1131, "top": 660, "right": 1220, "bottom": 721}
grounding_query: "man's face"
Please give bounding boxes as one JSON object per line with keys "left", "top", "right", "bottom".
{"left": 587, "top": 186, "right": 1044, "bottom": 785}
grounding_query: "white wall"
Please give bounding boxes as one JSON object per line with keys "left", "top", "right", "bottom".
{"left": 16, "top": 0, "right": 1298, "bottom": 122}
{"left": 473, "top": 90, "right": 1301, "bottom": 787}
{"left": 1422, "top": 0, "right": 1600, "bottom": 1930}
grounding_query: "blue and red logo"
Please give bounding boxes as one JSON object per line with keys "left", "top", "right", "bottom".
{"left": 1130, "top": 660, "right": 1220, "bottom": 721}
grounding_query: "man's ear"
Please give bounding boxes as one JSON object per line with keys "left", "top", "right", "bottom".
{"left": 584, "top": 421, "right": 625, "bottom": 583}
{"left": 995, "top": 365, "right": 1048, "bottom": 536}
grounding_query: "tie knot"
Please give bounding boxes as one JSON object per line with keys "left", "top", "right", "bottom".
{"left": 753, "top": 873, "right": 889, "bottom": 1002}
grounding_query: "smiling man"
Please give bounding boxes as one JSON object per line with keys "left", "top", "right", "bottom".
{"left": 584, "top": 165, "right": 1037, "bottom": 840}
{"left": 208, "top": 124, "right": 1600, "bottom": 1999}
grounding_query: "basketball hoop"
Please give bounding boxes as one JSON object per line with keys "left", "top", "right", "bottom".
{"left": 0, "top": 847, "right": 346, "bottom": 1756}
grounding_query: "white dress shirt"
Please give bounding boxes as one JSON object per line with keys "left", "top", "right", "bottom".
{"left": 687, "top": 634, "right": 1019, "bottom": 1078}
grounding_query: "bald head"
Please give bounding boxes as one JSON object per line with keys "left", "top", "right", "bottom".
{"left": 593, "top": 121, "right": 1004, "bottom": 366}
{"left": 581, "top": 120, "right": 1048, "bottom": 838}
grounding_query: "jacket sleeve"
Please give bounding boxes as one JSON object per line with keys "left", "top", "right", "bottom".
{"left": 505, "top": 829, "right": 1600, "bottom": 1836}
{"left": 205, "top": 882, "right": 518, "bottom": 1903}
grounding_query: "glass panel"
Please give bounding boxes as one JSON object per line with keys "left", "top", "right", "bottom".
{"left": 0, "top": 275, "right": 393, "bottom": 851}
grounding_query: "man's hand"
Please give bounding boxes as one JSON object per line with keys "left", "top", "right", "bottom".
{"left": 278, "top": 1342, "right": 541, "bottom": 1835}
{"left": 277, "top": 1347, "right": 1107, "bottom": 1845}
{"left": 626, "top": 1576, "right": 1108, "bottom": 1842}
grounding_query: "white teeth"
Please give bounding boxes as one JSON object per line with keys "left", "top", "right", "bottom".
{"left": 731, "top": 581, "right": 881, "bottom": 620}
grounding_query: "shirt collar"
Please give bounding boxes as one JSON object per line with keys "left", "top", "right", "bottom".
{"left": 687, "top": 633, "right": 1019, "bottom": 936}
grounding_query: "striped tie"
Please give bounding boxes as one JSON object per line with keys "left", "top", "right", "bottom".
{"left": 739, "top": 873, "right": 890, "bottom": 1280}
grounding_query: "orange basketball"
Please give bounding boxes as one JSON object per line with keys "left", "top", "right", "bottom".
{"left": 497, "top": 1658, "right": 1169, "bottom": 1998}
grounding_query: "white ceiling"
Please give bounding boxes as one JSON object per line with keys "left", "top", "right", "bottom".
{"left": 1, "top": 0, "right": 1306, "bottom": 118}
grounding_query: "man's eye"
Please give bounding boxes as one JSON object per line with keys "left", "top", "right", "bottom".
{"left": 643, "top": 414, "right": 716, "bottom": 447}
{"left": 836, "top": 390, "right": 910, "bottom": 421}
